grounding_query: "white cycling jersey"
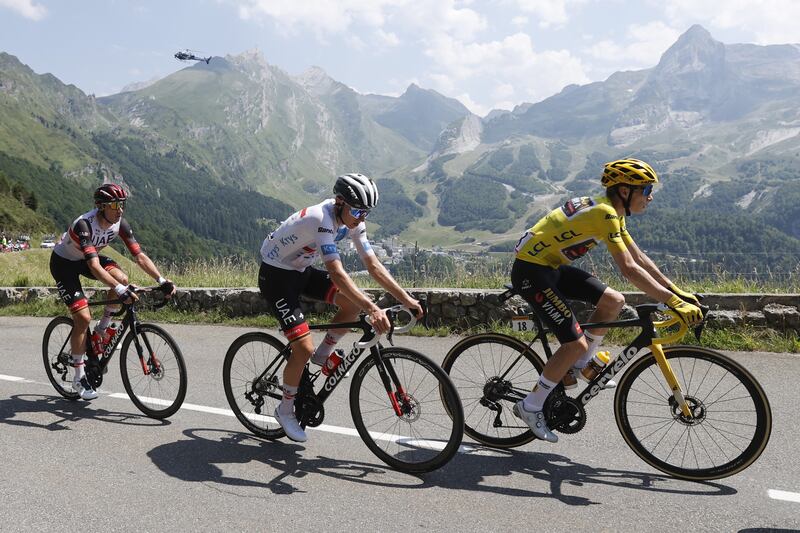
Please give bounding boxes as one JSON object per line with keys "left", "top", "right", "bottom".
{"left": 260, "top": 199, "right": 374, "bottom": 272}
{"left": 54, "top": 208, "right": 141, "bottom": 261}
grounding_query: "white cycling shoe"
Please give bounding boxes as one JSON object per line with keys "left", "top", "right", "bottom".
{"left": 274, "top": 407, "right": 307, "bottom": 443}
{"left": 513, "top": 401, "right": 558, "bottom": 443}
{"left": 72, "top": 377, "right": 99, "bottom": 400}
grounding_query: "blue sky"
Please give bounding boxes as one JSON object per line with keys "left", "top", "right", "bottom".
{"left": 2, "top": 0, "right": 799, "bottom": 116}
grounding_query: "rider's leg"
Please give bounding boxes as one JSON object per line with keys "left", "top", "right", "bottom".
{"left": 277, "top": 333, "right": 314, "bottom": 442}
{"left": 96, "top": 266, "right": 127, "bottom": 333}
{"left": 575, "top": 287, "right": 624, "bottom": 369}
{"left": 70, "top": 306, "right": 99, "bottom": 400}
{"left": 312, "top": 292, "right": 359, "bottom": 364}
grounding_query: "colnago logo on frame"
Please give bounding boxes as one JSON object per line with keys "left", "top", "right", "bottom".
{"left": 323, "top": 347, "right": 362, "bottom": 392}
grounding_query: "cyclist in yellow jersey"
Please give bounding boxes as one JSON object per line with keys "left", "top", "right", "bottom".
{"left": 510, "top": 158, "right": 704, "bottom": 443}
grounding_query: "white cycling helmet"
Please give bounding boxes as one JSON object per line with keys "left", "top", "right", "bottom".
{"left": 333, "top": 173, "right": 379, "bottom": 210}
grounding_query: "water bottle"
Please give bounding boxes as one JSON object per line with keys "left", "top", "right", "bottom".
{"left": 321, "top": 349, "right": 344, "bottom": 377}
{"left": 593, "top": 350, "right": 611, "bottom": 367}
{"left": 103, "top": 324, "right": 118, "bottom": 347}
{"left": 580, "top": 350, "right": 611, "bottom": 381}
{"left": 90, "top": 331, "right": 104, "bottom": 357}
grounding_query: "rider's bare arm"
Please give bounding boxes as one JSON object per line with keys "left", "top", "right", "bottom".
{"left": 611, "top": 248, "right": 675, "bottom": 303}
{"left": 324, "top": 258, "right": 381, "bottom": 313}
{"left": 87, "top": 256, "right": 127, "bottom": 290}
{"left": 624, "top": 239, "right": 673, "bottom": 288}
{"left": 361, "top": 254, "right": 423, "bottom": 318}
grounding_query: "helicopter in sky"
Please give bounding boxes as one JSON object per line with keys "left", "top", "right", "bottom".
{"left": 174, "top": 49, "right": 212, "bottom": 64}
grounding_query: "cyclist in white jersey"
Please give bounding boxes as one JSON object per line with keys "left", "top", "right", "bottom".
{"left": 50, "top": 184, "right": 176, "bottom": 400}
{"left": 259, "top": 173, "right": 423, "bottom": 442}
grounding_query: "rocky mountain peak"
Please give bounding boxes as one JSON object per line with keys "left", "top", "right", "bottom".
{"left": 295, "top": 65, "right": 338, "bottom": 95}
{"left": 654, "top": 24, "right": 725, "bottom": 76}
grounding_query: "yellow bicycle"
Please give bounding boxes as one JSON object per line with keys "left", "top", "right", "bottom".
{"left": 442, "top": 285, "right": 772, "bottom": 481}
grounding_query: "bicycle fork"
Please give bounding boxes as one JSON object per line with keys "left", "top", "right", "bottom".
{"left": 650, "top": 343, "right": 692, "bottom": 418}
{"left": 132, "top": 330, "right": 162, "bottom": 376}
{"left": 372, "top": 353, "right": 409, "bottom": 418}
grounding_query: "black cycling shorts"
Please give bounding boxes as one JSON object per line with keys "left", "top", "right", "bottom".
{"left": 258, "top": 262, "right": 338, "bottom": 342}
{"left": 50, "top": 252, "right": 120, "bottom": 313}
{"left": 510, "top": 260, "right": 607, "bottom": 343}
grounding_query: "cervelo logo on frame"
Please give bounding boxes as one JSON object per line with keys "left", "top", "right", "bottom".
{"left": 580, "top": 345, "right": 639, "bottom": 404}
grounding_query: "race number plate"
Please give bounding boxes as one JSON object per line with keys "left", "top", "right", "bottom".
{"left": 511, "top": 315, "right": 534, "bottom": 333}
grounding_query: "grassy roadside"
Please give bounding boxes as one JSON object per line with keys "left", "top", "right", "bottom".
{"left": 3, "top": 298, "right": 797, "bottom": 353}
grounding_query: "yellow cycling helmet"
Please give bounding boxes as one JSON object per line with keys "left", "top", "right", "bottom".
{"left": 601, "top": 158, "right": 659, "bottom": 188}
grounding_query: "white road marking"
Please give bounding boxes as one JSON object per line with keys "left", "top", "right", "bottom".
{"left": 7, "top": 373, "right": 478, "bottom": 452}
{"left": 768, "top": 489, "right": 800, "bottom": 503}
{"left": 0, "top": 374, "right": 31, "bottom": 382}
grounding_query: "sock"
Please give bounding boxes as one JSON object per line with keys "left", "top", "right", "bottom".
{"left": 96, "top": 306, "right": 115, "bottom": 333}
{"left": 72, "top": 354, "right": 86, "bottom": 382}
{"left": 312, "top": 331, "right": 345, "bottom": 364}
{"left": 576, "top": 331, "right": 604, "bottom": 369}
{"left": 523, "top": 376, "right": 557, "bottom": 412}
{"left": 279, "top": 384, "right": 298, "bottom": 416}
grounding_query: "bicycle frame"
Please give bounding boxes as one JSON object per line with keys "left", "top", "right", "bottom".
{"left": 254, "top": 310, "right": 415, "bottom": 419}
{"left": 503, "top": 296, "right": 698, "bottom": 419}
{"left": 53, "top": 290, "right": 168, "bottom": 382}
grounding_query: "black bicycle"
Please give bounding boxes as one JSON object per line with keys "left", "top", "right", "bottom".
{"left": 442, "top": 284, "right": 771, "bottom": 481}
{"left": 42, "top": 287, "right": 187, "bottom": 419}
{"left": 222, "top": 305, "right": 464, "bottom": 473}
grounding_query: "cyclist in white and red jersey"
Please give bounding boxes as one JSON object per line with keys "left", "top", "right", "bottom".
{"left": 50, "top": 184, "right": 176, "bottom": 400}
{"left": 259, "top": 173, "right": 423, "bottom": 442}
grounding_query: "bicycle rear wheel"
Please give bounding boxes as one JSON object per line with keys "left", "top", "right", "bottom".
{"left": 119, "top": 324, "right": 187, "bottom": 419}
{"left": 350, "top": 347, "right": 464, "bottom": 473}
{"left": 442, "top": 333, "right": 544, "bottom": 448}
{"left": 42, "top": 316, "right": 80, "bottom": 400}
{"left": 615, "top": 346, "right": 772, "bottom": 481}
{"left": 222, "top": 332, "right": 288, "bottom": 440}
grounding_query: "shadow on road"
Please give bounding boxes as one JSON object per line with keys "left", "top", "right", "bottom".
{"left": 148, "top": 428, "right": 736, "bottom": 503}
{"left": 0, "top": 393, "right": 169, "bottom": 431}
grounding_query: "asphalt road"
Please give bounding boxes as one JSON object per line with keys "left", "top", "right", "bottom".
{"left": 1, "top": 316, "right": 798, "bottom": 532}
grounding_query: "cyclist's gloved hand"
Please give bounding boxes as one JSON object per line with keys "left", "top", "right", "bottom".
{"left": 114, "top": 283, "right": 138, "bottom": 304}
{"left": 668, "top": 284, "right": 700, "bottom": 307}
{"left": 666, "top": 295, "right": 703, "bottom": 325}
{"left": 158, "top": 277, "right": 176, "bottom": 297}
{"left": 367, "top": 307, "right": 391, "bottom": 335}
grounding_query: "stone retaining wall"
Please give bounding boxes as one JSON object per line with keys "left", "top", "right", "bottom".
{"left": 2, "top": 287, "right": 798, "bottom": 333}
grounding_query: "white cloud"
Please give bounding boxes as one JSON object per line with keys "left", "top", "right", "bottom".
{"left": 234, "top": 0, "right": 485, "bottom": 41}
{"left": 584, "top": 21, "right": 681, "bottom": 72}
{"left": 661, "top": 0, "right": 800, "bottom": 44}
{"left": 511, "top": 0, "right": 586, "bottom": 28}
{"left": 511, "top": 15, "right": 528, "bottom": 27}
{"left": 493, "top": 83, "right": 515, "bottom": 99}
{"left": 425, "top": 32, "right": 591, "bottom": 109}
{"left": 0, "top": 0, "right": 46, "bottom": 20}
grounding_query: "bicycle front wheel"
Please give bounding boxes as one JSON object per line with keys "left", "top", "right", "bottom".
{"left": 222, "top": 332, "right": 288, "bottom": 440}
{"left": 442, "top": 333, "right": 544, "bottom": 448}
{"left": 42, "top": 316, "right": 79, "bottom": 400}
{"left": 615, "top": 346, "right": 772, "bottom": 481}
{"left": 119, "top": 324, "right": 187, "bottom": 419}
{"left": 350, "top": 347, "right": 464, "bottom": 473}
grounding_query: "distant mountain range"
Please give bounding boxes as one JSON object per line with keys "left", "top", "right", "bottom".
{"left": 0, "top": 25, "right": 799, "bottom": 270}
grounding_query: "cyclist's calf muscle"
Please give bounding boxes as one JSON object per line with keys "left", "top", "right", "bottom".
{"left": 284, "top": 334, "right": 315, "bottom": 388}
{"left": 542, "top": 337, "right": 588, "bottom": 382}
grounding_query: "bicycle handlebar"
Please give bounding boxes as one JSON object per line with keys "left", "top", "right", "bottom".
{"left": 90, "top": 285, "right": 173, "bottom": 310}
{"left": 354, "top": 305, "right": 419, "bottom": 350}
{"left": 651, "top": 296, "right": 709, "bottom": 345}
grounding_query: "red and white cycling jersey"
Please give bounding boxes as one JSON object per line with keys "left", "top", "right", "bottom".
{"left": 260, "top": 199, "right": 374, "bottom": 272}
{"left": 53, "top": 208, "right": 141, "bottom": 261}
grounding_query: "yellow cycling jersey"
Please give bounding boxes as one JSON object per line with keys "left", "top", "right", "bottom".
{"left": 514, "top": 195, "right": 633, "bottom": 267}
